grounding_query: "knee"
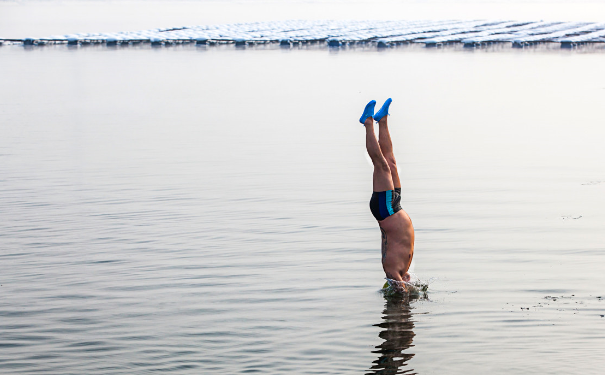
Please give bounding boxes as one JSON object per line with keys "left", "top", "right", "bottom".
{"left": 376, "top": 158, "right": 391, "bottom": 172}
{"left": 385, "top": 156, "right": 397, "bottom": 169}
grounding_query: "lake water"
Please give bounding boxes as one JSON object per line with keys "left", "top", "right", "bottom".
{"left": 2, "top": 2, "right": 605, "bottom": 374}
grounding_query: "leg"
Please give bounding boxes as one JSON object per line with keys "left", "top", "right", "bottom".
{"left": 365, "top": 118, "right": 394, "bottom": 192}
{"left": 377, "top": 116, "right": 401, "bottom": 189}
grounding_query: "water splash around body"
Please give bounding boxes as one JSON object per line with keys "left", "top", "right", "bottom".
{"left": 381, "top": 275, "right": 431, "bottom": 299}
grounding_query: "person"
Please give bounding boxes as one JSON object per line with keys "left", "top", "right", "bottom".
{"left": 359, "top": 98, "right": 415, "bottom": 290}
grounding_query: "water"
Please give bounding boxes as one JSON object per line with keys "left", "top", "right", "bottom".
{"left": 2, "top": 4, "right": 605, "bottom": 374}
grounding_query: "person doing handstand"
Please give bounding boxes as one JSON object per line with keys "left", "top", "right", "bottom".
{"left": 359, "top": 98, "right": 415, "bottom": 288}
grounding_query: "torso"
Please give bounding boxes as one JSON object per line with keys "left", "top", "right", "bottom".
{"left": 379, "top": 210, "right": 415, "bottom": 281}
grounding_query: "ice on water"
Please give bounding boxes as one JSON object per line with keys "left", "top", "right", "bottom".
{"left": 3, "top": 19, "right": 605, "bottom": 48}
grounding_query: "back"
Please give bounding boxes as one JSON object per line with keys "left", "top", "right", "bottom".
{"left": 379, "top": 210, "right": 415, "bottom": 281}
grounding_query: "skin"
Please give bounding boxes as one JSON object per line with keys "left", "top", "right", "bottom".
{"left": 365, "top": 115, "right": 415, "bottom": 282}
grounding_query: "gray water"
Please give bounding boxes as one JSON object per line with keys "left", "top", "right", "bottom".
{"left": 2, "top": 4, "right": 605, "bottom": 374}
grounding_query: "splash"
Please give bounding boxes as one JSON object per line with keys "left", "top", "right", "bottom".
{"left": 381, "top": 274, "right": 431, "bottom": 299}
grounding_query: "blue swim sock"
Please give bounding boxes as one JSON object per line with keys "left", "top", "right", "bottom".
{"left": 373, "top": 98, "right": 392, "bottom": 122}
{"left": 359, "top": 100, "right": 376, "bottom": 125}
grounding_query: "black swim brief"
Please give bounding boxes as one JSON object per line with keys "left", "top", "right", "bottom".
{"left": 369, "top": 188, "right": 402, "bottom": 221}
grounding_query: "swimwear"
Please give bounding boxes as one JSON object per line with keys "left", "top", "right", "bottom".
{"left": 369, "top": 188, "right": 402, "bottom": 221}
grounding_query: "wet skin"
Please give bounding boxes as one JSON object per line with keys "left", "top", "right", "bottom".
{"left": 379, "top": 210, "right": 415, "bottom": 282}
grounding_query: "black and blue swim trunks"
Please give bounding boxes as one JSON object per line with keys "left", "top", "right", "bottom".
{"left": 370, "top": 188, "right": 402, "bottom": 221}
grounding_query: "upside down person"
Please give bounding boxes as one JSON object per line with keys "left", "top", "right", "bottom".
{"left": 359, "top": 98, "right": 415, "bottom": 292}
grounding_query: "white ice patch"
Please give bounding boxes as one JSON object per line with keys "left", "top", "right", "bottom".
{"left": 6, "top": 19, "right": 605, "bottom": 48}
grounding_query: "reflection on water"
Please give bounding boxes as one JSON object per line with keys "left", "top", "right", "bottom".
{"left": 368, "top": 296, "right": 420, "bottom": 375}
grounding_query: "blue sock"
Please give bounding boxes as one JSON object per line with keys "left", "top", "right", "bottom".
{"left": 359, "top": 100, "right": 376, "bottom": 125}
{"left": 373, "top": 98, "right": 392, "bottom": 122}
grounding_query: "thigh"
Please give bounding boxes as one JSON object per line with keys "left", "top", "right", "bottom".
{"left": 387, "top": 161, "right": 401, "bottom": 189}
{"left": 373, "top": 164, "right": 394, "bottom": 192}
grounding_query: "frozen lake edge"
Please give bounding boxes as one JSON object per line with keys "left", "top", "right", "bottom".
{"left": 3, "top": 19, "right": 605, "bottom": 50}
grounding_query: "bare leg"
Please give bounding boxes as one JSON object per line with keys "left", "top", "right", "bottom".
{"left": 377, "top": 116, "right": 401, "bottom": 189}
{"left": 365, "top": 118, "right": 394, "bottom": 192}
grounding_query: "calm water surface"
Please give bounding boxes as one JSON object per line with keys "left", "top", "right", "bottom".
{"left": 1, "top": 42, "right": 605, "bottom": 374}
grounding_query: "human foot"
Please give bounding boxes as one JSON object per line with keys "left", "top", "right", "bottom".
{"left": 373, "top": 98, "right": 392, "bottom": 122}
{"left": 359, "top": 100, "right": 376, "bottom": 125}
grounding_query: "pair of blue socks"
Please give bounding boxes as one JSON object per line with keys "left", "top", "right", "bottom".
{"left": 359, "top": 98, "right": 392, "bottom": 125}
